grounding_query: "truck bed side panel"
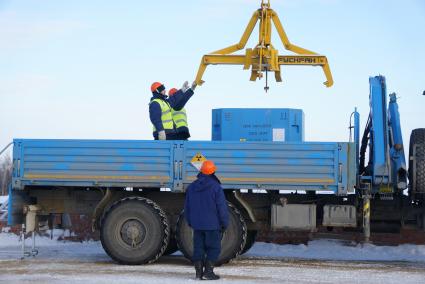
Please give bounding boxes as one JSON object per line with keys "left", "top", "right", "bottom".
{"left": 12, "top": 139, "right": 175, "bottom": 189}
{"left": 11, "top": 139, "right": 354, "bottom": 195}
{"left": 183, "top": 141, "right": 353, "bottom": 193}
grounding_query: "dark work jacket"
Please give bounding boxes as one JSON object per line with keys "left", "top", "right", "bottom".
{"left": 149, "top": 89, "right": 194, "bottom": 139}
{"left": 175, "top": 125, "right": 190, "bottom": 140}
{"left": 184, "top": 173, "right": 229, "bottom": 230}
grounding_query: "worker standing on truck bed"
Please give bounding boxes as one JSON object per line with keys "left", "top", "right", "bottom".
{"left": 149, "top": 81, "right": 196, "bottom": 140}
{"left": 184, "top": 160, "right": 229, "bottom": 280}
{"left": 168, "top": 87, "right": 190, "bottom": 140}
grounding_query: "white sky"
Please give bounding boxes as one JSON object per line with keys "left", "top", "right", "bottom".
{"left": 1, "top": 0, "right": 424, "bottom": 154}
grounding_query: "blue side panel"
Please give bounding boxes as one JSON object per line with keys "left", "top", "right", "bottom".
{"left": 12, "top": 139, "right": 175, "bottom": 189}
{"left": 369, "top": 76, "right": 390, "bottom": 184}
{"left": 182, "top": 141, "right": 354, "bottom": 194}
{"left": 10, "top": 139, "right": 355, "bottom": 204}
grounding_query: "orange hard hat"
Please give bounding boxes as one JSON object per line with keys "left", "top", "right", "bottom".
{"left": 200, "top": 160, "right": 216, "bottom": 175}
{"left": 168, "top": 88, "right": 178, "bottom": 96}
{"left": 151, "top": 82, "right": 164, "bottom": 92}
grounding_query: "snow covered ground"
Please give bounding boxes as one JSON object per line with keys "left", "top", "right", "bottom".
{"left": 1, "top": 232, "right": 425, "bottom": 283}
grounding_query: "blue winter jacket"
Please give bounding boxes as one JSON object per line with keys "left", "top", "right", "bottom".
{"left": 184, "top": 173, "right": 229, "bottom": 230}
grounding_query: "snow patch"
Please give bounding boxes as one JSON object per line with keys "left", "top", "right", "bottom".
{"left": 246, "top": 239, "right": 425, "bottom": 262}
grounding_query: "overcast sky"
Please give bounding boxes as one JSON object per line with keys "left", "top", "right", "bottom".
{"left": 1, "top": 0, "right": 424, "bottom": 154}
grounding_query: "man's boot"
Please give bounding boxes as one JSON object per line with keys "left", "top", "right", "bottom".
{"left": 202, "top": 260, "right": 220, "bottom": 280}
{"left": 194, "top": 261, "right": 203, "bottom": 280}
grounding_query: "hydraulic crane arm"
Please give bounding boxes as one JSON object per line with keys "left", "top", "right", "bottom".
{"left": 359, "top": 76, "right": 407, "bottom": 194}
{"left": 194, "top": 0, "right": 334, "bottom": 90}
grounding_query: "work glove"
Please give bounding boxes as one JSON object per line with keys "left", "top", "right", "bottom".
{"left": 191, "top": 81, "right": 197, "bottom": 91}
{"left": 158, "top": 130, "right": 166, "bottom": 140}
{"left": 181, "top": 81, "right": 189, "bottom": 92}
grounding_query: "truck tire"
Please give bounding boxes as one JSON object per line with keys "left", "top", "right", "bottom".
{"left": 240, "top": 230, "right": 257, "bottom": 255}
{"left": 176, "top": 203, "right": 247, "bottom": 265}
{"left": 100, "top": 197, "right": 170, "bottom": 265}
{"left": 163, "top": 235, "right": 179, "bottom": 256}
{"left": 409, "top": 129, "right": 425, "bottom": 195}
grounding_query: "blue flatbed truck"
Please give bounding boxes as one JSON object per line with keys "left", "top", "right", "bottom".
{"left": 5, "top": 76, "right": 425, "bottom": 265}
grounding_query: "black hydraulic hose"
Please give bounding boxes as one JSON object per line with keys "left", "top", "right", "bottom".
{"left": 359, "top": 115, "right": 371, "bottom": 175}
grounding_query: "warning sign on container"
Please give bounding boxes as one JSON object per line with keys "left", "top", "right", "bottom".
{"left": 191, "top": 152, "right": 207, "bottom": 171}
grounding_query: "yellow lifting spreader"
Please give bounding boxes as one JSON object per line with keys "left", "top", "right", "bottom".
{"left": 194, "top": 0, "right": 334, "bottom": 91}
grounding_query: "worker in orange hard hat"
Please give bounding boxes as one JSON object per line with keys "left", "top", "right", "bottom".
{"left": 168, "top": 88, "right": 178, "bottom": 96}
{"left": 168, "top": 88, "right": 190, "bottom": 140}
{"left": 149, "top": 81, "right": 197, "bottom": 140}
{"left": 184, "top": 160, "right": 228, "bottom": 280}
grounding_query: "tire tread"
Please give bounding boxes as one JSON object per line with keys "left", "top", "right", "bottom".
{"left": 409, "top": 129, "right": 425, "bottom": 194}
{"left": 100, "top": 196, "right": 170, "bottom": 265}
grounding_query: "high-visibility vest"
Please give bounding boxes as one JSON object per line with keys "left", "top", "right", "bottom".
{"left": 172, "top": 108, "right": 188, "bottom": 129}
{"left": 150, "top": 99, "right": 174, "bottom": 132}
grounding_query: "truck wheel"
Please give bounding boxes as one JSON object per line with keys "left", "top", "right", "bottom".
{"left": 176, "top": 203, "right": 247, "bottom": 265}
{"left": 163, "top": 235, "right": 179, "bottom": 256}
{"left": 409, "top": 129, "right": 425, "bottom": 196}
{"left": 100, "top": 197, "right": 169, "bottom": 265}
{"left": 240, "top": 230, "right": 257, "bottom": 255}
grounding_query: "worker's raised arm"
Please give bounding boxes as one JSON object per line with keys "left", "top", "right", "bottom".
{"left": 168, "top": 88, "right": 194, "bottom": 111}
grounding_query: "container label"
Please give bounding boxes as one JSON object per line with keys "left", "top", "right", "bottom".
{"left": 272, "top": 128, "right": 285, "bottom": 142}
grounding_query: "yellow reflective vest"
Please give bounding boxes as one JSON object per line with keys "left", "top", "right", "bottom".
{"left": 150, "top": 99, "right": 174, "bottom": 132}
{"left": 172, "top": 108, "right": 188, "bottom": 129}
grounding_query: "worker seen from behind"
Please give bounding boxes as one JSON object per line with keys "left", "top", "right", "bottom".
{"left": 149, "top": 81, "right": 196, "bottom": 140}
{"left": 184, "top": 160, "right": 229, "bottom": 280}
{"left": 169, "top": 88, "right": 190, "bottom": 140}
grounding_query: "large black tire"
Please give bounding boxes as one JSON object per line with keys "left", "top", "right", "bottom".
{"left": 100, "top": 197, "right": 170, "bottom": 265}
{"left": 409, "top": 129, "right": 425, "bottom": 196}
{"left": 240, "top": 230, "right": 257, "bottom": 255}
{"left": 175, "top": 203, "right": 247, "bottom": 266}
{"left": 163, "top": 235, "right": 179, "bottom": 256}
